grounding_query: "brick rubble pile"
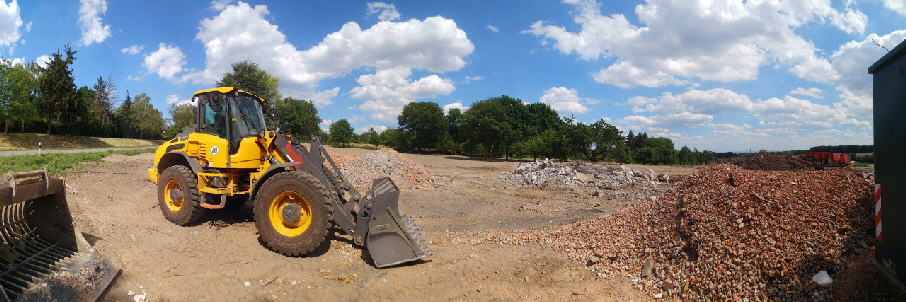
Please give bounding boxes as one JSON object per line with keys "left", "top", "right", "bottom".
{"left": 494, "top": 164, "right": 874, "bottom": 301}
{"left": 499, "top": 159, "right": 659, "bottom": 188}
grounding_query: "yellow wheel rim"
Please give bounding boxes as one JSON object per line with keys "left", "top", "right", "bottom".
{"left": 163, "top": 180, "right": 184, "bottom": 212}
{"left": 268, "top": 191, "right": 312, "bottom": 237}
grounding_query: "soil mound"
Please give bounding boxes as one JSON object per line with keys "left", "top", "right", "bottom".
{"left": 717, "top": 152, "right": 812, "bottom": 171}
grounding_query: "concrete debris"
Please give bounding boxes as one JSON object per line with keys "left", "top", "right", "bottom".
{"left": 338, "top": 148, "right": 438, "bottom": 192}
{"left": 499, "top": 159, "right": 659, "bottom": 188}
{"left": 493, "top": 164, "right": 874, "bottom": 301}
{"left": 812, "top": 271, "right": 833, "bottom": 285}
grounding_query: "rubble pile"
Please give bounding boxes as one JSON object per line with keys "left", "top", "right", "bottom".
{"left": 499, "top": 160, "right": 658, "bottom": 188}
{"left": 494, "top": 164, "right": 874, "bottom": 300}
{"left": 338, "top": 148, "right": 438, "bottom": 191}
{"left": 717, "top": 152, "right": 812, "bottom": 171}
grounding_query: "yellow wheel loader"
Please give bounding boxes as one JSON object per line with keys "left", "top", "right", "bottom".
{"left": 147, "top": 87, "right": 431, "bottom": 268}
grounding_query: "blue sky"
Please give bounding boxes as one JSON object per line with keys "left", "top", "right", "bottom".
{"left": 1, "top": 0, "right": 905, "bottom": 152}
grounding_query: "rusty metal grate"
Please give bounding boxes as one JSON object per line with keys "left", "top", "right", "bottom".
{"left": 0, "top": 201, "right": 78, "bottom": 301}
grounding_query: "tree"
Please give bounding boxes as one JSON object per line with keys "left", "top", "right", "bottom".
{"left": 461, "top": 99, "right": 508, "bottom": 159}
{"left": 37, "top": 45, "right": 79, "bottom": 134}
{"left": 379, "top": 128, "right": 406, "bottom": 149}
{"left": 74, "top": 86, "right": 96, "bottom": 135}
{"left": 362, "top": 127, "right": 380, "bottom": 146}
{"left": 217, "top": 60, "right": 281, "bottom": 103}
{"left": 91, "top": 76, "right": 117, "bottom": 135}
{"left": 328, "top": 119, "right": 354, "bottom": 147}
{"left": 460, "top": 95, "right": 527, "bottom": 159}
{"left": 444, "top": 108, "right": 464, "bottom": 154}
{"left": 116, "top": 91, "right": 134, "bottom": 137}
{"left": 166, "top": 103, "right": 195, "bottom": 138}
{"left": 131, "top": 93, "right": 165, "bottom": 139}
{"left": 275, "top": 97, "right": 321, "bottom": 139}
{"left": 634, "top": 137, "right": 677, "bottom": 165}
{"left": 398, "top": 101, "right": 446, "bottom": 151}
{"left": 0, "top": 61, "right": 40, "bottom": 133}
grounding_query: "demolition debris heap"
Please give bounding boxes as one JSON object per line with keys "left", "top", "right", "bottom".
{"left": 338, "top": 148, "right": 438, "bottom": 191}
{"left": 498, "top": 160, "right": 660, "bottom": 188}
{"left": 495, "top": 164, "right": 874, "bottom": 301}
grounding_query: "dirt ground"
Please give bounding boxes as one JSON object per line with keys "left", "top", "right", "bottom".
{"left": 63, "top": 148, "right": 700, "bottom": 301}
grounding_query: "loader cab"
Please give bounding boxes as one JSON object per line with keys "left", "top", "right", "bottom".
{"left": 195, "top": 88, "right": 268, "bottom": 155}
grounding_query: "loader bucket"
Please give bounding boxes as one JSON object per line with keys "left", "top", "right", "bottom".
{"left": 365, "top": 178, "right": 433, "bottom": 268}
{"left": 0, "top": 170, "right": 119, "bottom": 301}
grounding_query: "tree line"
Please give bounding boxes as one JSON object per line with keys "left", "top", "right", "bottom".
{"left": 322, "top": 96, "right": 715, "bottom": 165}
{"left": 0, "top": 46, "right": 164, "bottom": 139}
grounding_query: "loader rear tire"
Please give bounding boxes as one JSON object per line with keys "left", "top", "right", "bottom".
{"left": 254, "top": 170, "right": 332, "bottom": 256}
{"left": 158, "top": 165, "right": 205, "bottom": 226}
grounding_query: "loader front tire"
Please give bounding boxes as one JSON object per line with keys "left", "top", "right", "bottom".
{"left": 254, "top": 170, "right": 332, "bottom": 256}
{"left": 158, "top": 165, "right": 205, "bottom": 226}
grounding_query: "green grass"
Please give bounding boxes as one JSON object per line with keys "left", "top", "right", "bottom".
{"left": 0, "top": 149, "right": 152, "bottom": 176}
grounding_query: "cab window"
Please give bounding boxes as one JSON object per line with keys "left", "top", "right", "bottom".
{"left": 201, "top": 95, "right": 228, "bottom": 138}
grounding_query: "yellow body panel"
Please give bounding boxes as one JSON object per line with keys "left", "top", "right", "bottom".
{"left": 230, "top": 137, "right": 265, "bottom": 169}
{"left": 186, "top": 133, "right": 229, "bottom": 168}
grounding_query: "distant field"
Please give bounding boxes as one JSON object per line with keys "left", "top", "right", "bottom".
{"left": 0, "top": 133, "right": 162, "bottom": 151}
{"left": 0, "top": 149, "right": 151, "bottom": 176}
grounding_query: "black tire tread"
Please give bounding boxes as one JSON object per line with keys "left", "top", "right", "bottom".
{"left": 158, "top": 165, "right": 206, "bottom": 225}
{"left": 253, "top": 170, "right": 333, "bottom": 256}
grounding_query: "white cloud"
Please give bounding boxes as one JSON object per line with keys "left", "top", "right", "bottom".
{"left": 121, "top": 45, "right": 144, "bottom": 55}
{"left": 352, "top": 67, "right": 456, "bottom": 121}
{"left": 831, "top": 30, "right": 906, "bottom": 122}
{"left": 527, "top": 0, "right": 859, "bottom": 87}
{"left": 186, "top": 2, "right": 473, "bottom": 108}
{"left": 751, "top": 96, "right": 846, "bottom": 128}
{"left": 126, "top": 75, "right": 143, "bottom": 81}
{"left": 487, "top": 25, "right": 499, "bottom": 33}
{"left": 357, "top": 125, "right": 389, "bottom": 134}
{"left": 789, "top": 87, "right": 823, "bottom": 98}
{"left": 166, "top": 94, "right": 180, "bottom": 105}
{"left": 594, "top": 61, "right": 689, "bottom": 88}
{"left": 78, "top": 0, "right": 112, "bottom": 46}
{"left": 143, "top": 43, "right": 186, "bottom": 81}
{"left": 367, "top": 2, "right": 400, "bottom": 22}
{"left": 883, "top": 0, "right": 906, "bottom": 16}
{"left": 0, "top": 0, "right": 23, "bottom": 51}
{"left": 35, "top": 54, "right": 50, "bottom": 68}
{"left": 618, "top": 112, "right": 713, "bottom": 130}
{"left": 319, "top": 119, "right": 334, "bottom": 132}
{"left": 210, "top": 0, "right": 235, "bottom": 11}
{"left": 349, "top": 115, "right": 365, "bottom": 123}
{"left": 626, "top": 88, "right": 753, "bottom": 115}
{"left": 443, "top": 101, "right": 468, "bottom": 114}
{"left": 538, "top": 87, "right": 591, "bottom": 114}
{"left": 464, "top": 75, "right": 483, "bottom": 83}
{"left": 292, "top": 87, "right": 339, "bottom": 108}
{"left": 23, "top": 21, "right": 30, "bottom": 33}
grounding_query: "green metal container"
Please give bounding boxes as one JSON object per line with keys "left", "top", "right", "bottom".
{"left": 869, "top": 39, "right": 906, "bottom": 288}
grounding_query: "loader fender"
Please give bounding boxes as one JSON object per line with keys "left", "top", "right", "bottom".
{"left": 158, "top": 152, "right": 203, "bottom": 175}
{"left": 250, "top": 162, "right": 304, "bottom": 199}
